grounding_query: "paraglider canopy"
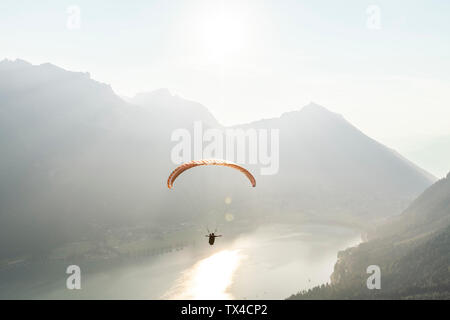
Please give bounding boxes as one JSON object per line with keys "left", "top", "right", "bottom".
{"left": 167, "top": 159, "right": 256, "bottom": 189}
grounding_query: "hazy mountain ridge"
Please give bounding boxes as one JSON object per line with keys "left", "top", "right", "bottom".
{"left": 234, "top": 102, "right": 435, "bottom": 220}
{"left": 0, "top": 59, "right": 436, "bottom": 259}
{"left": 128, "top": 89, "right": 220, "bottom": 128}
{"left": 371, "top": 171, "right": 450, "bottom": 240}
{"left": 289, "top": 172, "right": 450, "bottom": 299}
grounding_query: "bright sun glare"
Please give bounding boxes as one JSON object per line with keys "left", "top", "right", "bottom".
{"left": 164, "top": 250, "right": 242, "bottom": 300}
{"left": 199, "top": 10, "right": 245, "bottom": 63}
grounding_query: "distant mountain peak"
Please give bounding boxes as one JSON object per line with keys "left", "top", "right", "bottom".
{"left": 304, "top": 101, "right": 326, "bottom": 109}
{"left": 0, "top": 58, "right": 92, "bottom": 80}
{"left": 0, "top": 58, "right": 32, "bottom": 70}
{"left": 129, "top": 88, "right": 220, "bottom": 127}
{"left": 133, "top": 88, "right": 173, "bottom": 100}
{"left": 0, "top": 58, "right": 118, "bottom": 104}
{"left": 278, "top": 102, "right": 339, "bottom": 121}
{"left": 0, "top": 58, "right": 30, "bottom": 65}
{"left": 152, "top": 88, "right": 172, "bottom": 96}
{"left": 38, "top": 62, "right": 70, "bottom": 73}
{"left": 301, "top": 102, "right": 335, "bottom": 114}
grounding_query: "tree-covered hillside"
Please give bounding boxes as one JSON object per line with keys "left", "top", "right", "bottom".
{"left": 289, "top": 172, "right": 450, "bottom": 299}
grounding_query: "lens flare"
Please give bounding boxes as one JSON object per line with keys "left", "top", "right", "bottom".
{"left": 225, "top": 213, "right": 234, "bottom": 222}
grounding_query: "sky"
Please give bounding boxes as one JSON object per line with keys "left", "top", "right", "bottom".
{"left": 1, "top": 0, "right": 450, "bottom": 175}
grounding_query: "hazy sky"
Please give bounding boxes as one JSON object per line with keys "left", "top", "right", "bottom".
{"left": 1, "top": 0, "right": 450, "bottom": 144}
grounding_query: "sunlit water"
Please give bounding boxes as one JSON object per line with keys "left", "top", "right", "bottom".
{"left": 0, "top": 224, "right": 361, "bottom": 299}
{"left": 163, "top": 250, "right": 242, "bottom": 299}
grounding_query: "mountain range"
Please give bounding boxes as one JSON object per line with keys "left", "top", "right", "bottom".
{"left": 0, "top": 59, "right": 436, "bottom": 259}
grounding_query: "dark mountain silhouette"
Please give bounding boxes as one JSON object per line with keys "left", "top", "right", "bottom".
{"left": 289, "top": 171, "right": 450, "bottom": 299}
{"left": 0, "top": 59, "right": 436, "bottom": 258}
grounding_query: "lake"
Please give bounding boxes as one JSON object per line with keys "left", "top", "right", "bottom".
{"left": 0, "top": 224, "right": 361, "bottom": 299}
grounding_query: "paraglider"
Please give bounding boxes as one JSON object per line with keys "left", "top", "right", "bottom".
{"left": 167, "top": 159, "right": 256, "bottom": 246}
{"left": 167, "top": 159, "right": 256, "bottom": 189}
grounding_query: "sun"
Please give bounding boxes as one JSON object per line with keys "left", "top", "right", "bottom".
{"left": 199, "top": 10, "right": 246, "bottom": 63}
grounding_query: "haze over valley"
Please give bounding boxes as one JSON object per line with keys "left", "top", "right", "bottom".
{"left": 0, "top": 59, "right": 447, "bottom": 300}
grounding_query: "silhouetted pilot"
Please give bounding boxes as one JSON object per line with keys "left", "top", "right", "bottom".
{"left": 206, "top": 232, "right": 222, "bottom": 245}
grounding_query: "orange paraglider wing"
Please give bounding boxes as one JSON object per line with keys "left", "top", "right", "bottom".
{"left": 167, "top": 159, "right": 256, "bottom": 189}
